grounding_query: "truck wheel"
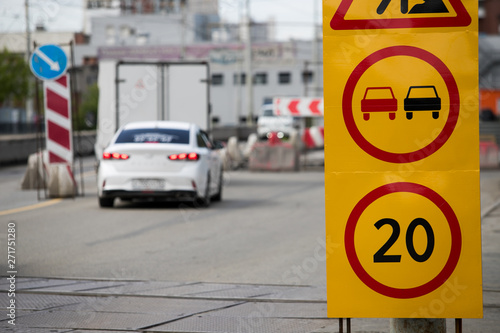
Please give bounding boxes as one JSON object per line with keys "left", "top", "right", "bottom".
{"left": 389, "top": 112, "right": 396, "bottom": 120}
{"left": 363, "top": 113, "right": 370, "bottom": 121}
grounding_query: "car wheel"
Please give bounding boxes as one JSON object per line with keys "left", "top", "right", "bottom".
{"left": 212, "top": 169, "right": 223, "bottom": 202}
{"left": 99, "top": 197, "right": 114, "bottom": 208}
{"left": 196, "top": 174, "right": 211, "bottom": 208}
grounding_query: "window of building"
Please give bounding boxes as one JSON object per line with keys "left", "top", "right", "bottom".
{"left": 234, "top": 73, "right": 246, "bottom": 85}
{"left": 278, "top": 72, "right": 291, "bottom": 84}
{"left": 87, "top": 0, "right": 115, "bottom": 9}
{"left": 302, "top": 70, "right": 314, "bottom": 84}
{"left": 254, "top": 72, "right": 267, "bottom": 85}
{"left": 120, "top": 25, "right": 131, "bottom": 38}
{"left": 211, "top": 74, "right": 224, "bottom": 86}
{"left": 122, "top": 0, "right": 133, "bottom": 13}
{"left": 106, "top": 25, "right": 115, "bottom": 36}
{"left": 106, "top": 25, "right": 115, "bottom": 45}
{"left": 87, "top": 0, "right": 99, "bottom": 9}
{"left": 136, "top": 33, "right": 149, "bottom": 45}
{"left": 263, "top": 97, "right": 273, "bottom": 105}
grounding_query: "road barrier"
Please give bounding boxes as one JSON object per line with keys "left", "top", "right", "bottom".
{"left": 302, "top": 126, "right": 324, "bottom": 149}
{"left": 480, "top": 141, "right": 499, "bottom": 168}
{"left": 225, "top": 136, "right": 244, "bottom": 170}
{"left": 21, "top": 151, "right": 49, "bottom": 189}
{"left": 248, "top": 137, "right": 299, "bottom": 171}
{"left": 21, "top": 150, "right": 77, "bottom": 197}
{"left": 47, "top": 163, "right": 77, "bottom": 198}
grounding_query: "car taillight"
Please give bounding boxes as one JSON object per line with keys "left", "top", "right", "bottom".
{"left": 103, "top": 152, "right": 129, "bottom": 160}
{"left": 168, "top": 152, "right": 199, "bottom": 161}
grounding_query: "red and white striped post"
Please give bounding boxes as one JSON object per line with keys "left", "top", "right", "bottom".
{"left": 43, "top": 74, "right": 73, "bottom": 165}
{"left": 43, "top": 73, "right": 77, "bottom": 197}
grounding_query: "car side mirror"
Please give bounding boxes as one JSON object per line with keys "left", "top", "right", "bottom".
{"left": 213, "top": 140, "right": 225, "bottom": 150}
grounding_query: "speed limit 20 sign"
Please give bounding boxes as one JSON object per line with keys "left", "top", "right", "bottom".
{"left": 323, "top": 0, "right": 482, "bottom": 318}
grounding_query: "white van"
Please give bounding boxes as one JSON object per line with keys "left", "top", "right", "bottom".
{"left": 256, "top": 104, "right": 299, "bottom": 139}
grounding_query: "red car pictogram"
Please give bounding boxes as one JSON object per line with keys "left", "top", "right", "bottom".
{"left": 361, "top": 87, "right": 398, "bottom": 121}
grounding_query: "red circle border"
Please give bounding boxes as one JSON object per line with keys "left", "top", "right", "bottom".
{"left": 343, "top": 46, "right": 460, "bottom": 164}
{"left": 344, "top": 182, "right": 462, "bottom": 299}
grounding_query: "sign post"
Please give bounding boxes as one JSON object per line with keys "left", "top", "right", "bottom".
{"left": 30, "top": 44, "right": 76, "bottom": 197}
{"left": 323, "top": 0, "right": 481, "bottom": 327}
{"left": 30, "top": 44, "right": 72, "bottom": 165}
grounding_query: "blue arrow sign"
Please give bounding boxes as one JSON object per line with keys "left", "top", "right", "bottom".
{"left": 30, "top": 44, "right": 68, "bottom": 80}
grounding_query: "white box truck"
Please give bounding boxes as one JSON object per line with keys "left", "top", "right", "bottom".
{"left": 95, "top": 60, "right": 210, "bottom": 157}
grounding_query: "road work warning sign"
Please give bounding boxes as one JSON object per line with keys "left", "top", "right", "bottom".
{"left": 323, "top": 0, "right": 482, "bottom": 318}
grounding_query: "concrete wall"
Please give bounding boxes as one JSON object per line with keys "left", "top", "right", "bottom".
{"left": 0, "top": 127, "right": 252, "bottom": 166}
{"left": 0, "top": 132, "right": 96, "bottom": 166}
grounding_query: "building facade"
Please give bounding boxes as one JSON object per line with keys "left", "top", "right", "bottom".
{"left": 76, "top": 0, "right": 309, "bottom": 126}
{"left": 479, "top": 0, "right": 500, "bottom": 35}
{"left": 95, "top": 40, "right": 323, "bottom": 126}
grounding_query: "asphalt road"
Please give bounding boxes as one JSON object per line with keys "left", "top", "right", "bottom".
{"left": 0, "top": 158, "right": 327, "bottom": 287}
{"left": 1, "top": 159, "right": 499, "bottom": 289}
{"left": 1, "top": 158, "right": 500, "bottom": 332}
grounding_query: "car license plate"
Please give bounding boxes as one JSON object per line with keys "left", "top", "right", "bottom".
{"left": 132, "top": 179, "right": 165, "bottom": 191}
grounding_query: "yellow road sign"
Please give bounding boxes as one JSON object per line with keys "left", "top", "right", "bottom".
{"left": 324, "top": 0, "right": 482, "bottom": 318}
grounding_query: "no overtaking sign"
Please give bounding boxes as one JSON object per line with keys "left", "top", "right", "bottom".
{"left": 323, "top": 0, "right": 482, "bottom": 318}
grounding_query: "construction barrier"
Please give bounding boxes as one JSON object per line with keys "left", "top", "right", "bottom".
{"left": 273, "top": 97, "right": 324, "bottom": 117}
{"left": 224, "top": 136, "right": 244, "bottom": 170}
{"left": 242, "top": 133, "right": 258, "bottom": 159}
{"left": 480, "top": 141, "right": 499, "bottom": 168}
{"left": 47, "top": 163, "right": 77, "bottom": 198}
{"left": 21, "top": 150, "right": 77, "bottom": 197}
{"left": 302, "top": 126, "right": 324, "bottom": 149}
{"left": 21, "top": 151, "right": 49, "bottom": 189}
{"left": 248, "top": 135, "right": 299, "bottom": 171}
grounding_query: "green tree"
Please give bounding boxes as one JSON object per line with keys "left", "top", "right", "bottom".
{"left": 76, "top": 82, "right": 99, "bottom": 130}
{"left": 0, "top": 48, "right": 30, "bottom": 108}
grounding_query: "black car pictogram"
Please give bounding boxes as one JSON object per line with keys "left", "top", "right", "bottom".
{"left": 404, "top": 85, "right": 441, "bottom": 120}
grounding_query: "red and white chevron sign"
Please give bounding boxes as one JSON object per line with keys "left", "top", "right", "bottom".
{"left": 273, "top": 97, "right": 324, "bottom": 117}
{"left": 43, "top": 74, "right": 73, "bottom": 164}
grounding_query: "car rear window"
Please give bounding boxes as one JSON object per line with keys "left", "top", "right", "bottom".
{"left": 114, "top": 128, "right": 190, "bottom": 144}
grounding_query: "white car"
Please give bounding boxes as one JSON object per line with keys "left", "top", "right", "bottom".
{"left": 97, "top": 121, "right": 223, "bottom": 208}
